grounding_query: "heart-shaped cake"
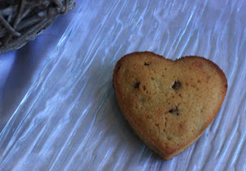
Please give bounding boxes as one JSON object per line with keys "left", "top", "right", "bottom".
{"left": 113, "top": 52, "right": 227, "bottom": 160}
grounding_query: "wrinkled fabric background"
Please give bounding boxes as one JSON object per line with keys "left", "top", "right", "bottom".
{"left": 0, "top": 0, "right": 246, "bottom": 170}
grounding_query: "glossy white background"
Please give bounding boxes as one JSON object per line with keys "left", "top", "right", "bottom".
{"left": 0, "top": 0, "right": 246, "bottom": 170}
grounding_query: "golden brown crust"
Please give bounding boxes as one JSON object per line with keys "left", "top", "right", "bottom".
{"left": 113, "top": 51, "right": 227, "bottom": 160}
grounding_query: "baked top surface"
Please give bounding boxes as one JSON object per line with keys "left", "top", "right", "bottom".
{"left": 113, "top": 52, "right": 227, "bottom": 157}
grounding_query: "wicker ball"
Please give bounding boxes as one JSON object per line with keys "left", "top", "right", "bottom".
{"left": 0, "top": 0, "right": 76, "bottom": 54}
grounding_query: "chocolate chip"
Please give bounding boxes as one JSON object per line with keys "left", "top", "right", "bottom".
{"left": 134, "top": 82, "right": 140, "bottom": 89}
{"left": 116, "top": 65, "right": 121, "bottom": 72}
{"left": 168, "top": 106, "right": 179, "bottom": 115}
{"left": 144, "top": 62, "right": 150, "bottom": 66}
{"left": 155, "top": 123, "right": 160, "bottom": 128}
{"left": 172, "top": 81, "right": 181, "bottom": 90}
{"left": 142, "top": 85, "right": 146, "bottom": 91}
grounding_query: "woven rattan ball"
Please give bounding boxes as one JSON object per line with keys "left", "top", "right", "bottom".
{"left": 0, "top": 0, "right": 76, "bottom": 54}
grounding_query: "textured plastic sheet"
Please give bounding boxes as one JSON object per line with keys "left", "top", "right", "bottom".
{"left": 1, "top": 0, "right": 246, "bottom": 170}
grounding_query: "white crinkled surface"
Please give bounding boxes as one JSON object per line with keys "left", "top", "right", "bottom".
{"left": 0, "top": 0, "right": 246, "bottom": 170}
